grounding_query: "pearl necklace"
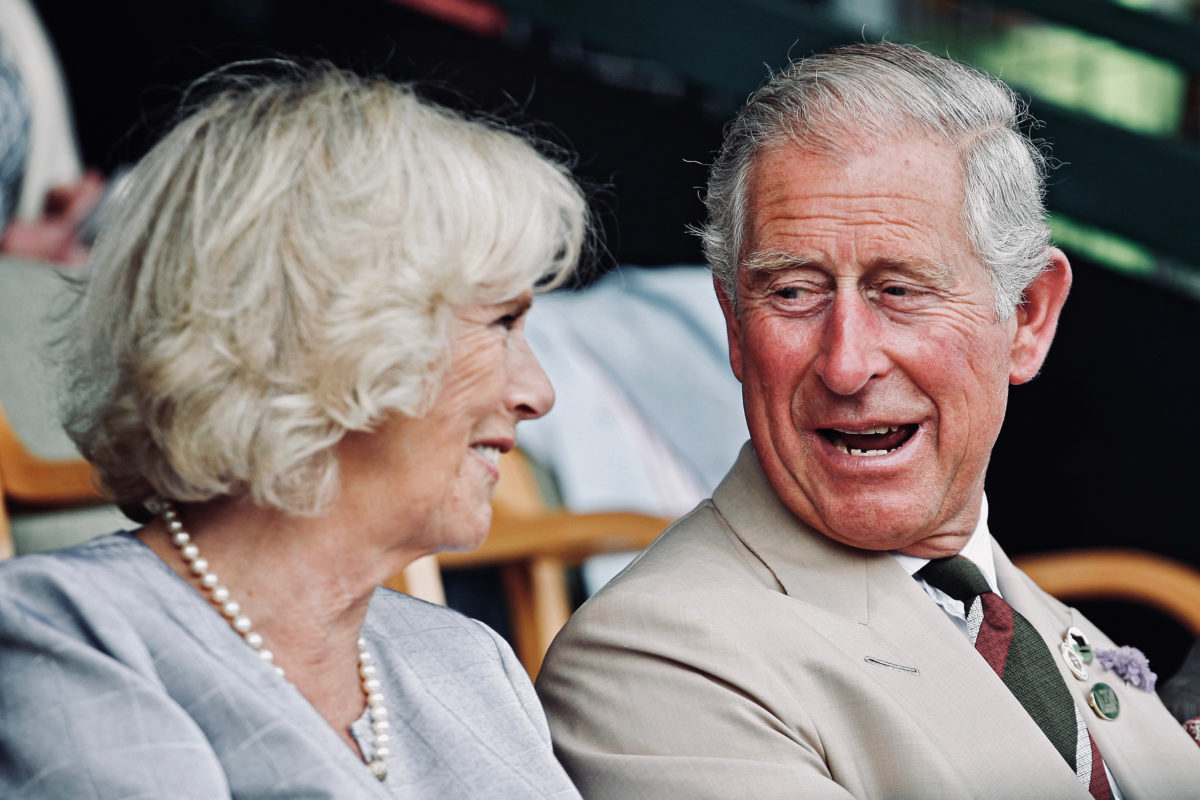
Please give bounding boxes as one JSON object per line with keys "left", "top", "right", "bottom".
{"left": 162, "top": 502, "right": 391, "bottom": 781}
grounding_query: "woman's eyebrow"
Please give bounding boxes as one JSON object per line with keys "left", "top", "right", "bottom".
{"left": 510, "top": 293, "right": 534, "bottom": 315}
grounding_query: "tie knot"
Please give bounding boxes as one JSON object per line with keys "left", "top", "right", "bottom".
{"left": 917, "top": 556, "right": 992, "bottom": 602}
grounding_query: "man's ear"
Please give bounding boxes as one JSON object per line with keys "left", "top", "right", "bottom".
{"left": 714, "top": 275, "right": 744, "bottom": 383}
{"left": 1009, "top": 248, "right": 1072, "bottom": 385}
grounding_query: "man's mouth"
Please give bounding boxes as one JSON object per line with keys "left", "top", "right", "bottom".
{"left": 818, "top": 424, "right": 918, "bottom": 457}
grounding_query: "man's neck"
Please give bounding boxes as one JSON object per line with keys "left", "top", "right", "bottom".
{"left": 892, "top": 494, "right": 997, "bottom": 588}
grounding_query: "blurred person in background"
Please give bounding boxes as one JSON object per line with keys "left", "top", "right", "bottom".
{"left": 0, "top": 33, "right": 29, "bottom": 233}
{"left": 0, "top": 0, "right": 105, "bottom": 265}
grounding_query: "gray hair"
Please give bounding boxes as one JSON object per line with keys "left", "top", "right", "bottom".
{"left": 63, "top": 59, "right": 587, "bottom": 516}
{"left": 701, "top": 41, "right": 1051, "bottom": 319}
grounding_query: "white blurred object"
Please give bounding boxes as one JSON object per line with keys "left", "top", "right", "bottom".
{"left": 0, "top": 0, "right": 82, "bottom": 221}
{"left": 520, "top": 265, "right": 748, "bottom": 594}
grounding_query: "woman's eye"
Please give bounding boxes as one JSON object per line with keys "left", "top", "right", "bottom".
{"left": 494, "top": 312, "right": 521, "bottom": 330}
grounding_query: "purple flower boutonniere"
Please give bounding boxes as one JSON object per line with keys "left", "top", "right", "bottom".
{"left": 1096, "top": 646, "right": 1157, "bottom": 692}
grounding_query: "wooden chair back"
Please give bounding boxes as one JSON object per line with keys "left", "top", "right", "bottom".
{"left": 1014, "top": 548, "right": 1200, "bottom": 635}
{"left": 0, "top": 398, "right": 105, "bottom": 561}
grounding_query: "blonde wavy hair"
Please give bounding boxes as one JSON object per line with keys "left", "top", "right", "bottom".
{"left": 63, "top": 59, "right": 587, "bottom": 517}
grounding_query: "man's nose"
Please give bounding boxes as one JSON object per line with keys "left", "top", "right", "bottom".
{"left": 813, "top": 293, "right": 888, "bottom": 396}
{"left": 507, "top": 333, "right": 555, "bottom": 421}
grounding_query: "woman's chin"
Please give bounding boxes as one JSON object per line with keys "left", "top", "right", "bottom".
{"left": 437, "top": 512, "right": 494, "bottom": 555}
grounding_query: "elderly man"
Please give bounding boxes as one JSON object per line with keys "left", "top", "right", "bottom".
{"left": 536, "top": 42, "right": 1200, "bottom": 799}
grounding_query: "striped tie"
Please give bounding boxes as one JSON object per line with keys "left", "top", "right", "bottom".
{"left": 918, "top": 556, "right": 1112, "bottom": 800}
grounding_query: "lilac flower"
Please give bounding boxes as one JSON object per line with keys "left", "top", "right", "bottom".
{"left": 1096, "top": 646, "right": 1157, "bottom": 692}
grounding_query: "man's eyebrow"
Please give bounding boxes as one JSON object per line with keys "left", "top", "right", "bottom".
{"left": 742, "top": 250, "right": 956, "bottom": 285}
{"left": 871, "top": 257, "right": 956, "bottom": 287}
{"left": 741, "top": 249, "right": 818, "bottom": 273}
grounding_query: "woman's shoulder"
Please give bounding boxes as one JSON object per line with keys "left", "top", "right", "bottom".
{"left": 363, "top": 586, "right": 525, "bottom": 683}
{"left": 0, "top": 533, "right": 174, "bottom": 645}
{"left": 0, "top": 532, "right": 153, "bottom": 599}
{"left": 362, "top": 586, "right": 565, "bottom": 783}
{"left": 365, "top": 585, "right": 500, "bottom": 646}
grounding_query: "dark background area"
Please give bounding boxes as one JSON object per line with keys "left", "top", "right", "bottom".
{"left": 33, "top": 0, "right": 1200, "bottom": 679}
{"left": 35, "top": 0, "right": 721, "bottom": 271}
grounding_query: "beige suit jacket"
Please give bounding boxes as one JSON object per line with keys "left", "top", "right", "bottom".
{"left": 537, "top": 444, "right": 1200, "bottom": 799}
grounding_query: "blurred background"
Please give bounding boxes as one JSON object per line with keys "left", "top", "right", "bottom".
{"left": 10, "top": 0, "right": 1200, "bottom": 679}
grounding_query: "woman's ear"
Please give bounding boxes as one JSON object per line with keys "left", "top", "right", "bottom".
{"left": 1009, "top": 248, "right": 1072, "bottom": 385}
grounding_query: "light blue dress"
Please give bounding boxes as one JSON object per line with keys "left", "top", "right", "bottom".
{"left": 0, "top": 533, "right": 581, "bottom": 799}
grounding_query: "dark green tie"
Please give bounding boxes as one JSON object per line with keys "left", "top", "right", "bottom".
{"left": 918, "top": 557, "right": 1111, "bottom": 799}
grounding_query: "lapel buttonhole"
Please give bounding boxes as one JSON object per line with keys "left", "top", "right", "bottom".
{"left": 864, "top": 656, "right": 920, "bottom": 675}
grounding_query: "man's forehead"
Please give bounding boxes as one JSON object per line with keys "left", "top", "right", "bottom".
{"left": 745, "top": 133, "right": 965, "bottom": 207}
{"left": 738, "top": 133, "right": 974, "bottom": 281}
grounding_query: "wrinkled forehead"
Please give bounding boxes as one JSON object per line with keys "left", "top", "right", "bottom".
{"left": 734, "top": 132, "right": 989, "bottom": 307}
{"left": 740, "top": 128, "right": 971, "bottom": 242}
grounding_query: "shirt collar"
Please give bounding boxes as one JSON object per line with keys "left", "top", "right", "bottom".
{"left": 890, "top": 494, "right": 999, "bottom": 593}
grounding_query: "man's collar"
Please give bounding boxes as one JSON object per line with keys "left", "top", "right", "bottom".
{"left": 890, "top": 494, "right": 999, "bottom": 592}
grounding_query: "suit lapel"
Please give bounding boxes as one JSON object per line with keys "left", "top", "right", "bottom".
{"left": 854, "top": 553, "right": 1091, "bottom": 797}
{"left": 995, "top": 544, "right": 1200, "bottom": 799}
{"left": 713, "top": 444, "right": 871, "bottom": 623}
{"left": 712, "top": 443, "right": 1093, "bottom": 797}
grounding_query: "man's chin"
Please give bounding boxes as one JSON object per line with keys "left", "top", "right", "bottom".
{"left": 894, "top": 532, "right": 974, "bottom": 559}
{"left": 804, "top": 503, "right": 970, "bottom": 555}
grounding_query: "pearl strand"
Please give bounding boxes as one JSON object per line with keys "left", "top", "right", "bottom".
{"left": 162, "top": 502, "right": 390, "bottom": 781}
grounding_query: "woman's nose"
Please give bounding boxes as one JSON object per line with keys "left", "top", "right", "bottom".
{"left": 507, "top": 333, "right": 554, "bottom": 420}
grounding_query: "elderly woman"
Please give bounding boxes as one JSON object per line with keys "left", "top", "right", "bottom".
{"left": 0, "top": 60, "right": 586, "bottom": 798}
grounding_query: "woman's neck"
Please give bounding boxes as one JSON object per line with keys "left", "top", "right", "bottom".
{"left": 136, "top": 495, "right": 410, "bottom": 751}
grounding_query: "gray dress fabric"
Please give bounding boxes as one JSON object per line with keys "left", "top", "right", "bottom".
{"left": 0, "top": 533, "right": 581, "bottom": 799}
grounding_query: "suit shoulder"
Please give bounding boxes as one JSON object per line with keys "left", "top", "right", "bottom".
{"left": 590, "top": 498, "right": 782, "bottom": 604}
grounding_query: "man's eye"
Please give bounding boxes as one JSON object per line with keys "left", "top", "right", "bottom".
{"left": 873, "top": 283, "right": 938, "bottom": 310}
{"left": 775, "top": 286, "right": 806, "bottom": 300}
{"left": 880, "top": 284, "right": 932, "bottom": 300}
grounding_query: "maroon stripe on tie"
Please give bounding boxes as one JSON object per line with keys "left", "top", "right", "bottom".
{"left": 975, "top": 593, "right": 1014, "bottom": 677}
{"left": 1087, "top": 733, "right": 1112, "bottom": 800}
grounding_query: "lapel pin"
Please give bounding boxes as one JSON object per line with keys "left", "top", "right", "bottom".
{"left": 1064, "top": 626, "right": 1094, "bottom": 664}
{"left": 1088, "top": 682, "right": 1120, "bottom": 721}
{"left": 1059, "top": 639, "right": 1089, "bottom": 681}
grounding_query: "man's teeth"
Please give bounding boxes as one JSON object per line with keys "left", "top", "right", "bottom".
{"left": 473, "top": 445, "right": 500, "bottom": 465}
{"left": 833, "top": 425, "right": 899, "bottom": 435}
{"left": 833, "top": 442, "right": 889, "bottom": 457}
{"left": 829, "top": 425, "right": 906, "bottom": 457}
